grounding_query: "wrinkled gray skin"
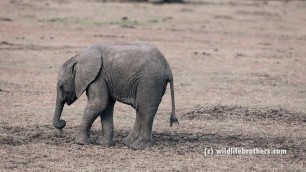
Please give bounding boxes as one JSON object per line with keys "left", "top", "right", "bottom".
{"left": 53, "top": 42, "right": 178, "bottom": 149}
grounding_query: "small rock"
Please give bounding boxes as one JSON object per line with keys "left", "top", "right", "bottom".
{"left": 202, "top": 52, "right": 210, "bottom": 55}
{"left": 0, "top": 17, "right": 12, "bottom": 22}
{"left": 236, "top": 53, "right": 245, "bottom": 57}
{"left": 149, "top": 19, "right": 158, "bottom": 23}
{"left": 121, "top": 16, "right": 128, "bottom": 21}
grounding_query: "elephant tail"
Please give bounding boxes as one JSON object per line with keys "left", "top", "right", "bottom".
{"left": 169, "top": 78, "right": 179, "bottom": 127}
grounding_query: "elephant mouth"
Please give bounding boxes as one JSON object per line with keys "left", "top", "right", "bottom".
{"left": 66, "top": 101, "right": 73, "bottom": 106}
{"left": 65, "top": 93, "right": 76, "bottom": 105}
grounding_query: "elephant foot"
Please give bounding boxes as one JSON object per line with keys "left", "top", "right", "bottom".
{"left": 96, "top": 137, "right": 115, "bottom": 146}
{"left": 75, "top": 134, "right": 93, "bottom": 145}
{"left": 129, "top": 137, "right": 153, "bottom": 150}
{"left": 122, "top": 135, "right": 137, "bottom": 146}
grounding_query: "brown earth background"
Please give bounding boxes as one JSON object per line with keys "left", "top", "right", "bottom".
{"left": 0, "top": 0, "right": 305, "bottom": 171}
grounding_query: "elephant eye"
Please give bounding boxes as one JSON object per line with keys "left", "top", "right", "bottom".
{"left": 58, "top": 82, "right": 64, "bottom": 90}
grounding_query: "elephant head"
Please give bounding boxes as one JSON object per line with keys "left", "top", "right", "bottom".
{"left": 53, "top": 46, "right": 102, "bottom": 130}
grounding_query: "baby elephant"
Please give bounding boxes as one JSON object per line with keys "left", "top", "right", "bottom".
{"left": 53, "top": 42, "right": 178, "bottom": 149}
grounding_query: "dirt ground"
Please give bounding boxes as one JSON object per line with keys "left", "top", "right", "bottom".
{"left": 0, "top": 0, "right": 305, "bottom": 171}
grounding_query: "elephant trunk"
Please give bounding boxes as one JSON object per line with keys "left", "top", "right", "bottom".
{"left": 53, "top": 88, "right": 66, "bottom": 130}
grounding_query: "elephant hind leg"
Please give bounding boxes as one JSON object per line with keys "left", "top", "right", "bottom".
{"left": 128, "top": 79, "right": 166, "bottom": 149}
{"left": 130, "top": 82, "right": 166, "bottom": 149}
{"left": 129, "top": 105, "right": 159, "bottom": 150}
{"left": 123, "top": 111, "right": 141, "bottom": 146}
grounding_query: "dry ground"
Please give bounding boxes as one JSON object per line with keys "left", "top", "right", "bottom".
{"left": 0, "top": 0, "right": 306, "bottom": 171}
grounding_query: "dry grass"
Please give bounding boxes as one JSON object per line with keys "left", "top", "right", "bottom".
{"left": 0, "top": 0, "right": 305, "bottom": 171}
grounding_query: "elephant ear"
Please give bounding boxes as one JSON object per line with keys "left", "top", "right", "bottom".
{"left": 74, "top": 47, "right": 102, "bottom": 98}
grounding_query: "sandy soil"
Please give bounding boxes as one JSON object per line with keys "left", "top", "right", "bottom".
{"left": 0, "top": 0, "right": 305, "bottom": 171}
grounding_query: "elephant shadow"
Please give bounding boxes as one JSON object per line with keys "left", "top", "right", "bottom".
{"left": 112, "top": 130, "right": 287, "bottom": 154}
{"left": 1, "top": 125, "right": 300, "bottom": 158}
{"left": 147, "top": 132, "right": 300, "bottom": 156}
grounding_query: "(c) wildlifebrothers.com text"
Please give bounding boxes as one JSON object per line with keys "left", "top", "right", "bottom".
{"left": 204, "top": 147, "right": 287, "bottom": 156}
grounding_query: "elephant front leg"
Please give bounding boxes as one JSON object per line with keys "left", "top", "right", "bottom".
{"left": 96, "top": 101, "right": 115, "bottom": 146}
{"left": 75, "top": 105, "right": 100, "bottom": 145}
{"left": 76, "top": 78, "right": 110, "bottom": 145}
